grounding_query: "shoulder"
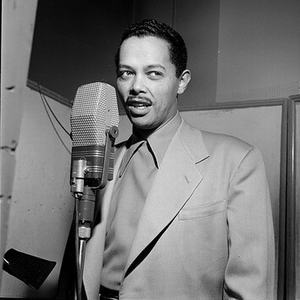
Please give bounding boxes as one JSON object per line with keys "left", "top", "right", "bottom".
{"left": 202, "top": 129, "right": 265, "bottom": 168}
{"left": 182, "top": 120, "right": 252, "bottom": 151}
{"left": 201, "top": 129, "right": 252, "bottom": 154}
{"left": 181, "top": 120, "right": 263, "bottom": 165}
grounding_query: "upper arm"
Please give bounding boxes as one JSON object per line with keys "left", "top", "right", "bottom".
{"left": 224, "top": 147, "right": 275, "bottom": 299}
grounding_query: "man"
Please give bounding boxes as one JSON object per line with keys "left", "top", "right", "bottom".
{"left": 83, "top": 19, "right": 275, "bottom": 299}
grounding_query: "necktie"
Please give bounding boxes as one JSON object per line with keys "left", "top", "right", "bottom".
{"left": 101, "top": 139, "right": 157, "bottom": 289}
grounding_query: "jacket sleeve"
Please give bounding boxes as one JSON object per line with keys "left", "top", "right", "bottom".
{"left": 224, "top": 147, "right": 275, "bottom": 299}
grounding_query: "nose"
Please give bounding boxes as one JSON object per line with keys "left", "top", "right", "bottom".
{"left": 130, "top": 74, "right": 145, "bottom": 95}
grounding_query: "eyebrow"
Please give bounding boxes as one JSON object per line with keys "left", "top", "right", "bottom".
{"left": 118, "top": 64, "right": 132, "bottom": 69}
{"left": 145, "top": 64, "right": 166, "bottom": 71}
{"left": 118, "top": 64, "right": 166, "bottom": 71}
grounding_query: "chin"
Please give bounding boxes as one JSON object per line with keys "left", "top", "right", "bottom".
{"left": 130, "top": 118, "right": 156, "bottom": 131}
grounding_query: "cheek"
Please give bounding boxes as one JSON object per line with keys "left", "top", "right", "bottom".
{"left": 117, "top": 81, "right": 130, "bottom": 97}
{"left": 152, "top": 82, "right": 177, "bottom": 101}
{"left": 155, "top": 85, "right": 178, "bottom": 109}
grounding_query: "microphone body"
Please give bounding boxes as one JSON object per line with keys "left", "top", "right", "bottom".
{"left": 70, "top": 82, "right": 119, "bottom": 232}
{"left": 70, "top": 82, "right": 119, "bottom": 190}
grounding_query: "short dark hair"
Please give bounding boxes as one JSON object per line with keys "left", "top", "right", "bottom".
{"left": 115, "top": 19, "right": 188, "bottom": 78}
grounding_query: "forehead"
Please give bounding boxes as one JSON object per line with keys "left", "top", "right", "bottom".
{"left": 119, "top": 36, "right": 172, "bottom": 67}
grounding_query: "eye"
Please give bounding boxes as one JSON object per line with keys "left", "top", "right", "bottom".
{"left": 147, "top": 71, "right": 163, "bottom": 79}
{"left": 118, "top": 70, "right": 134, "bottom": 80}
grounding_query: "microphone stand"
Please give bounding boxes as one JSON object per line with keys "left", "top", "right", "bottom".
{"left": 73, "top": 186, "right": 95, "bottom": 300}
{"left": 70, "top": 127, "right": 118, "bottom": 300}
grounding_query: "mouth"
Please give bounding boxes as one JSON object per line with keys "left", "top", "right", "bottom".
{"left": 126, "top": 97, "right": 152, "bottom": 116}
{"left": 127, "top": 97, "right": 151, "bottom": 107}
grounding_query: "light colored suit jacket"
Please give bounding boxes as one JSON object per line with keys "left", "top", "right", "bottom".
{"left": 83, "top": 120, "right": 275, "bottom": 300}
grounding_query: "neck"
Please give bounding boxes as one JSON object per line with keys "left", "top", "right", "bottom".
{"left": 132, "top": 112, "right": 179, "bottom": 139}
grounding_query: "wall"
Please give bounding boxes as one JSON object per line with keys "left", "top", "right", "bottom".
{"left": 27, "top": 0, "right": 300, "bottom": 109}
{"left": 28, "top": 0, "right": 134, "bottom": 104}
{"left": 0, "top": 0, "right": 73, "bottom": 297}
{"left": 1, "top": 0, "right": 38, "bottom": 286}
{"left": 131, "top": 0, "right": 300, "bottom": 105}
{"left": 216, "top": 0, "right": 300, "bottom": 102}
{"left": 0, "top": 89, "right": 73, "bottom": 298}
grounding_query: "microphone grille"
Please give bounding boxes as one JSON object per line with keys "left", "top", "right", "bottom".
{"left": 71, "top": 82, "right": 119, "bottom": 147}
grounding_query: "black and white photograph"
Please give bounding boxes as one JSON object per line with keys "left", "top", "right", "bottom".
{"left": 1, "top": 1, "right": 300, "bottom": 299}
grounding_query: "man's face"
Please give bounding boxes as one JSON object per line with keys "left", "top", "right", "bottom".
{"left": 116, "top": 36, "right": 182, "bottom": 131}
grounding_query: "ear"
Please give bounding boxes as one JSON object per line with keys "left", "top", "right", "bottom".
{"left": 177, "top": 69, "right": 191, "bottom": 95}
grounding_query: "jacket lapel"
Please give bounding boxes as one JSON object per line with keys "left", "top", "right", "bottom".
{"left": 124, "top": 121, "right": 209, "bottom": 277}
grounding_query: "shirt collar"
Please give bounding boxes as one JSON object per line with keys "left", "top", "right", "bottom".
{"left": 132, "top": 112, "right": 182, "bottom": 168}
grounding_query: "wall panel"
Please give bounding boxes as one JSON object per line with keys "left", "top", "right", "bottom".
{"left": 0, "top": 89, "right": 73, "bottom": 298}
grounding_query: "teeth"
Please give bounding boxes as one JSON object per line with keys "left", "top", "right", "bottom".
{"left": 129, "top": 103, "right": 148, "bottom": 108}
{"left": 132, "top": 105, "right": 147, "bottom": 110}
{"left": 128, "top": 104, "right": 149, "bottom": 113}
{"left": 127, "top": 98, "right": 151, "bottom": 107}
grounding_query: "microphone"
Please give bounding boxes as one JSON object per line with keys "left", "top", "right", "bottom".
{"left": 69, "top": 82, "right": 119, "bottom": 299}
{"left": 70, "top": 82, "right": 119, "bottom": 235}
{"left": 70, "top": 82, "right": 119, "bottom": 190}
